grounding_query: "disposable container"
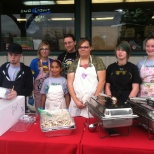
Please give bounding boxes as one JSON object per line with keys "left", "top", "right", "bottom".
{"left": 40, "top": 109, "right": 76, "bottom": 137}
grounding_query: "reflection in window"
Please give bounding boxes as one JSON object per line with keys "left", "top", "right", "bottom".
{"left": 92, "top": 0, "right": 154, "bottom": 3}
{"left": 92, "top": 12, "right": 120, "bottom": 50}
{"left": 1, "top": 13, "right": 74, "bottom": 51}
{"left": 92, "top": 9, "right": 154, "bottom": 51}
{"left": 1, "top": 15, "right": 21, "bottom": 50}
{"left": 26, "top": 13, "right": 74, "bottom": 50}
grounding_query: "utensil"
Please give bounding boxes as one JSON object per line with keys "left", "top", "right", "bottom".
{"left": 38, "top": 108, "right": 52, "bottom": 116}
{"left": 99, "top": 93, "right": 111, "bottom": 98}
{"left": 99, "top": 93, "right": 117, "bottom": 104}
{"left": 129, "top": 97, "right": 147, "bottom": 102}
{"left": 85, "top": 123, "right": 98, "bottom": 132}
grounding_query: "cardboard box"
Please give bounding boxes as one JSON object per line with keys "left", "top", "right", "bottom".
{"left": 0, "top": 96, "right": 25, "bottom": 136}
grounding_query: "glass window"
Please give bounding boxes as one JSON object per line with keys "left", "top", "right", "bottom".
{"left": 92, "top": 12, "right": 120, "bottom": 50}
{"left": 1, "top": 1, "right": 75, "bottom": 51}
{"left": 92, "top": 3, "right": 154, "bottom": 51}
{"left": 92, "top": 0, "right": 154, "bottom": 3}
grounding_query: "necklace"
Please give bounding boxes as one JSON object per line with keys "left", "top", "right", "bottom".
{"left": 117, "top": 61, "right": 127, "bottom": 71}
{"left": 63, "top": 51, "right": 78, "bottom": 63}
{"left": 63, "top": 52, "right": 68, "bottom": 63}
{"left": 119, "top": 67, "right": 123, "bottom": 71}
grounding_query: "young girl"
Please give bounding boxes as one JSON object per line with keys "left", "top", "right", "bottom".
{"left": 40, "top": 59, "right": 69, "bottom": 110}
{"left": 30, "top": 41, "right": 52, "bottom": 114}
{"left": 105, "top": 41, "right": 141, "bottom": 106}
{"left": 137, "top": 36, "right": 154, "bottom": 97}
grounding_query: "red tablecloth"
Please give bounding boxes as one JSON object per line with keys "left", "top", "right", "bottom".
{"left": 1, "top": 117, "right": 154, "bottom": 154}
{"left": 80, "top": 120, "right": 154, "bottom": 154}
{"left": 0, "top": 117, "right": 86, "bottom": 154}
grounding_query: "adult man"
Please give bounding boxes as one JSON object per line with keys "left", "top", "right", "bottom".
{"left": 57, "top": 34, "right": 78, "bottom": 78}
{"left": 0, "top": 43, "right": 33, "bottom": 112}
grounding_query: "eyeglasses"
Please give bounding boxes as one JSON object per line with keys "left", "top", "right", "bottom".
{"left": 78, "top": 46, "right": 90, "bottom": 49}
{"left": 64, "top": 41, "right": 74, "bottom": 45}
{"left": 40, "top": 48, "right": 49, "bottom": 51}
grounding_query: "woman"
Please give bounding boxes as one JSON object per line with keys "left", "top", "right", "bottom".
{"left": 40, "top": 59, "right": 69, "bottom": 110}
{"left": 67, "top": 38, "right": 106, "bottom": 118}
{"left": 137, "top": 36, "right": 154, "bottom": 97}
{"left": 30, "top": 41, "right": 53, "bottom": 114}
{"left": 57, "top": 34, "right": 78, "bottom": 78}
{"left": 105, "top": 41, "right": 141, "bottom": 106}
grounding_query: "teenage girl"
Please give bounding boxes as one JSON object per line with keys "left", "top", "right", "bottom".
{"left": 30, "top": 41, "right": 52, "bottom": 113}
{"left": 40, "top": 59, "right": 70, "bottom": 109}
{"left": 137, "top": 36, "right": 154, "bottom": 97}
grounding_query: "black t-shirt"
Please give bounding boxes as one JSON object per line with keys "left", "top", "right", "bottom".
{"left": 106, "top": 62, "right": 141, "bottom": 104}
{"left": 57, "top": 51, "right": 77, "bottom": 78}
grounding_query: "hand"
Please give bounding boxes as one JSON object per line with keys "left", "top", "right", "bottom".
{"left": 6, "top": 90, "right": 17, "bottom": 100}
{"left": 75, "top": 100, "right": 86, "bottom": 109}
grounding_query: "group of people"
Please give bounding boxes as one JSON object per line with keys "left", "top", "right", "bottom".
{"left": 0, "top": 34, "right": 154, "bottom": 118}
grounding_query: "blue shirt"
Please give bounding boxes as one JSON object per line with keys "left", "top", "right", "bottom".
{"left": 30, "top": 58, "right": 53, "bottom": 79}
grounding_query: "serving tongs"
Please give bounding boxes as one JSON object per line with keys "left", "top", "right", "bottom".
{"left": 99, "top": 93, "right": 117, "bottom": 104}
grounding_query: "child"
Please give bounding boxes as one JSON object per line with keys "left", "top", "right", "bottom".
{"left": 40, "top": 59, "right": 70, "bottom": 110}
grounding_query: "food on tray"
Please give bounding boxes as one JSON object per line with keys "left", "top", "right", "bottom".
{"left": 41, "top": 109, "right": 75, "bottom": 130}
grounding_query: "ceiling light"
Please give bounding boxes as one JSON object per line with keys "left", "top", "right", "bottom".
{"left": 23, "top": 1, "right": 55, "bottom": 6}
{"left": 92, "top": 17, "right": 114, "bottom": 20}
{"left": 17, "top": 19, "right": 27, "bottom": 21}
{"left": 50, "top": 18, "right": 74, "bottom": 21}
{"left": 56, "top": 0, "right": 74, "bottom": 4}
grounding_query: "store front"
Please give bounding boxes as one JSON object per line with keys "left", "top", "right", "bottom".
{"left": 0, "top": 0, "right": 154, "bottom": 65}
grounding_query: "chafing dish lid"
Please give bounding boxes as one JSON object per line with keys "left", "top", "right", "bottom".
{"left": 89, "top": 96, "right": 133, "bottom": 117}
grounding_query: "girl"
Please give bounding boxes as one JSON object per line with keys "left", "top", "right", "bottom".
{"left": 30, "top": 41, "right": 52, "bottom": 113}
{"left": 67, "top": 38, "right": 106, "bottom": 118}
{"left": 40, "top": 59, "right": 69, "bottom": 110}
{"left": 105, "top": 41, "right": 141, "bottom": 106}
{"left": 137, "top": 36, "right": 154, "bottom": 97}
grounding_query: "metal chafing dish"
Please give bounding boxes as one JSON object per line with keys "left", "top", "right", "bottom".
{"left": 128, "top": 97, "right": 154, "bottom": 139}
{"left": 87, "top": 95, "right": 138, "bottom": 137}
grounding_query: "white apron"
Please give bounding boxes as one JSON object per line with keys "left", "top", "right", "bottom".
{"left": 139, "top": 58, "right": 154, "bottom": 97}
{"left": 45, "top": 84, "right": 66, "bottom": 110}
{"left": 69, "top": 56, "right": 98, "bottom": 118}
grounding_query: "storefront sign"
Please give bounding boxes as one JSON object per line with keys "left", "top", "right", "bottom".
{"left": 21, "top": 8, "right": 51, "bottom": 14}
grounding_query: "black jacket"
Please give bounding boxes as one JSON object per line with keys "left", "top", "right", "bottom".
{"left": 0, "top": 62, "right": 33, "bottom": 97}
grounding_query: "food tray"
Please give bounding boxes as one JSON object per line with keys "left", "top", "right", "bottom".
{"left": 40, "top": 109, "right": 76, "bottom": 137}
{"left": 87, "top": 96, "right": 138, "bottom": 128}
{"left": 128, "top": 99, "right": 154, "bottom": 139}
{"left": 88, "top": 102, "right": 135, "bottom": 128}
{"left": 10, "top": 114, "right": 37, "bottom": 132}
{"left": 90, "top": 96, "right": 135, "bottom": 117}
{"left": 10, "top": 121, "right": 32, "bottom": 132}
{"left": 42, "top": 126, "right": 76, "bottom": 137}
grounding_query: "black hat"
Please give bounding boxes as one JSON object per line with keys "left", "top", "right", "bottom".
{"left": 8, "top": 43, "right": 22, "bottom": 54}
